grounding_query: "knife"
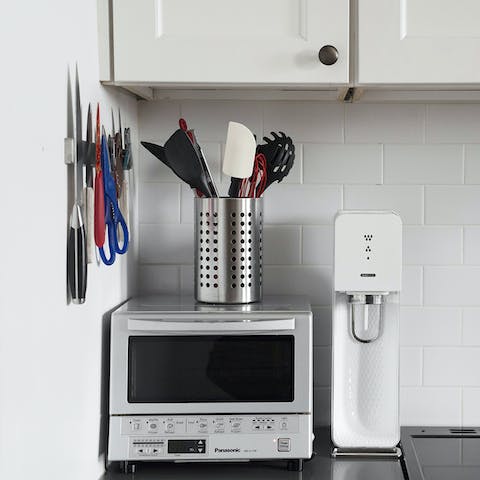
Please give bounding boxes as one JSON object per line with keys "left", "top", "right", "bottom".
{"left": 67, "top": 65, "right": 87, "bottom": 304}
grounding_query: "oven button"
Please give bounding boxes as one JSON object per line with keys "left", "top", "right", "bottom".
{"left": 150, "top": 423, "right": 158, "bottom": 430}
{"left": 277, "top": 438, "right": 291, "bottom": 452}
{"left": 231, "top": 422, "right": 241, "bottom": 433}
{"left": 165, "top": 422, "right": 175, "bottom": 433}
{"left": 132, "top": 422, "right": 141, "bottom": 431}
{"left": 280, "top": 421, "right": 288, "bottom": 431}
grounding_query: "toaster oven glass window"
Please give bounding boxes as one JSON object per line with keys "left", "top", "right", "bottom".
{"left": 128, "top": 335, "right": 294, "bottom": 403}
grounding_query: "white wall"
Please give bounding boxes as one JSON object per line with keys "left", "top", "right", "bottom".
{"left": 0, "top": 1, "right": 138, "bottom": 480}
{"left": 138, "top": 100, "right": 480, "bottom": 428}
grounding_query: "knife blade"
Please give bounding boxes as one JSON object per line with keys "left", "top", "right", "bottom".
{"left": 67, "top": 64, "right": 87, "bottom": 304}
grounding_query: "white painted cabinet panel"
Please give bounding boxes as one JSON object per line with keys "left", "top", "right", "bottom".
{"left": 358, "top": 0, "right": 480, "bottom": 84}
{"left": 111, "top": 0, "right": 349, "bottom": 85}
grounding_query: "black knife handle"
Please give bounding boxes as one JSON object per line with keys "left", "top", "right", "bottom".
{"left": 228, "top": 177, "right": 242, "bottom": 198}
{"left": 67, "top": 224, "right": 87, "bottom": 304}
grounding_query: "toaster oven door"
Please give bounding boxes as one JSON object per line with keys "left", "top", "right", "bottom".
{"left": 110, "top": 314, "right": 312, "bottom": 415}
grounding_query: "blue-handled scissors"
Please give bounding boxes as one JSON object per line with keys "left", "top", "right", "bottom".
{"left": 99, "top": 131, "right": 129, "bottom": 265}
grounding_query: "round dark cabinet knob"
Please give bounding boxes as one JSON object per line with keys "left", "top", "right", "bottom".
{"left": 318, "top": 45, "right": 339, "bottom": 65}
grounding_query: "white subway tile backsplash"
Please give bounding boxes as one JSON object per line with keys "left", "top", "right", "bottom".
{"left": 303, "top": 144, "right": 382, "bottom": 184}
{"left": 424, "top": 267, "right": 480, "bottom": 306}
{"left": 384, "top": 145, "right": 463, "bottom": 184}
{"left": 345, "top": 104, "right": 425, "bottom": 144}
{"left": 139, "top": 224, "right": 193, "bottom": 264}
{"left": 463, "top": 388, "right": 480, "bottom": 425}
{"left": 180, "top": 100, "right": 262, "bottom": 141}
{"left": 139, "top": 143, "right": 177, "bottom": 183}
{"left": 344, "top": 185, "right": 424, "bottom": 224}
{"left": 400, "top": 387, "right": 462, "bottom": 425}
{"left": 401, "top": 267, "right": 423, "bottom": 306}
{"left": 138, "top": 265, "right": 180, "bottom": 294}
{"left": 400, "top": 347, "right": 423, "bottom": 386}
{"left": 263, "top": 266, "right": 332, "bottom": 306}
{"left": 263, "top": 226, "right": 301, "bottom": 265}
{"left": 426, "top": 105, "right": 480, "bottom": 143}
{"left": 462, "top": 309, "right": 480, "bottom": 345}
{"left": 313, "top": 347, "right": 331, "bottom": 387}
{"left": 180, "top": 265, "right": 194, "bottom": 295}
{"left": 404, "top": 226, "right": 462, "bottom": 265}
{"left": 138, "top": 183, "right": 180, "bottom": 224}
{"left": 313, "top": 307, "right": 332, "bottom": 346}
{"left": 463, "top": 227, "right": 480, "bottom": 264}
{"left": 136, "top": 100, "right": 480, "bottom": 427}
{"left": 264, "top": 185, "right": 342, "bottom": 225}
{"left": 424, "top": 347, "right": 480, "bottom": 386}
{"left": 138, "top": 100, "right": 181, "bottom": 140}
{"left": 426, "top": 186, "right": 480, "bottom": 224}
{"left": 180, "top": 185, "right": 195, "bottom": 223}
{"left": 302, "top": 226, "right": 334, "bottom": 265}
{"left": 263, "top": 102, "right": 344, "bottom": 143}
{"left": 465, "top": 145, "right": 480, "bottom": 184}
{"left": 400, "top": 307, "right": 462, "bottom": 346}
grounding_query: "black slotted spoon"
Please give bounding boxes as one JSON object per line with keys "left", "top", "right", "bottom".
{"left": 255, "top": 131, "right": 295, "bottom": 196}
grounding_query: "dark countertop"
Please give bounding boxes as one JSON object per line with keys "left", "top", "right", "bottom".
{"left": 102, "top": 428, "right": 405, "bottom": 480}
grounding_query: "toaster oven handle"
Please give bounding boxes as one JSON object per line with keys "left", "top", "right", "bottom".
{"left": 127, "top": 317, "right": 295, "bottom": 332}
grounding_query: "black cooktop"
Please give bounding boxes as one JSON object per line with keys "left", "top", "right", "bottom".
{"left": 401, "top": 427, "right": 480, "bottom": 480}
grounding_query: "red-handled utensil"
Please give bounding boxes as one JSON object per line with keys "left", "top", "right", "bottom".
{"left": 94, "top": 103, "right": 105, "bottom": 247}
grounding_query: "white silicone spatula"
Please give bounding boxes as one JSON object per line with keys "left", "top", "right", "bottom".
{"left": 222, "top": 121, "right": 256, "bottom": 179}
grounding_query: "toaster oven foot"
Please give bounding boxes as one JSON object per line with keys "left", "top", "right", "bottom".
{"left": 287, "top": 459, "right": 303, "bottom": 472}
{"left": 121, "top": 461, "right": 136, "bottom": 474}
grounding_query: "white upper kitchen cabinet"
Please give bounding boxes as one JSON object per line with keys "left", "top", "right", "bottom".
{"left": 107, "top": 0, "right": 349, "bottom": 87}
{"left": 358, "top": 0, "right": 480, "bottom": 84}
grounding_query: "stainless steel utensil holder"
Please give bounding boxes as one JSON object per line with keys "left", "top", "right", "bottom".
{"left": 195, "top": 197, "right": 263, "bottom": 304}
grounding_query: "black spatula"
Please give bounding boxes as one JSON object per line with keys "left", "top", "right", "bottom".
{"left": 141, "top": 130, "right": 211, "bottom": 197}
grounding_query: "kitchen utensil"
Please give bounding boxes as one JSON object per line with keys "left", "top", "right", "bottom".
{"left": 94, "top": 103, "right": 106, "bottom": 248}
{"left": 123, "top": 127, "right": 132, "bottom": 170}
{"left": 256, "top": 131, "right": 295, "bottom": 194}
{"left": 99, "top": 129, "right": 129, "bottom": 266}
{"left": 141, "top": 130, "right": 211, "bottom": 197}
{"left": 115, "top": 109, "right": 125, "bottom": 198}
{"left": 179, "top": 118, "right": 218, "bottom": 197}
{"left": 223, "top": 122, "right": 256, "bottom": 181}
{"left": 84, "top": 104, "right": 95, "bottom": 263}
{"left": 239, "top": 153, "right": 267, "bottom": 198}
{"left": 67, "top": 65, "right": 87, "bottom": 304}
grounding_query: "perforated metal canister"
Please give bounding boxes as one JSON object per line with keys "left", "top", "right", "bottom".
{"left": 194, "top": 197, "right": 263, "bottom": 304}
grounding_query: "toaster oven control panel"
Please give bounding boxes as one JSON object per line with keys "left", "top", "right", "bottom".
{"left": 109, "top": 414, "right": 312, "bottom": 461}
{"left": 122, "top": 415, "right": 299, "bottom": 436}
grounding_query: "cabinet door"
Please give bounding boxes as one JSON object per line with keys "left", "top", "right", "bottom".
{"left": 112, "top": 0, "right": 348, "bottom": 85}
{"left": 358, "top": 0, "right": 480, "bottom": 84}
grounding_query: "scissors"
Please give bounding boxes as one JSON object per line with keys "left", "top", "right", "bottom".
{"left": 99, "top": 130, "right": 129, "bottom": 265}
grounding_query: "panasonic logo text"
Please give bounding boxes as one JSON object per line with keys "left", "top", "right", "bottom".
{"left": 215, "top": 447, "right": 240, "bottom": 453}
